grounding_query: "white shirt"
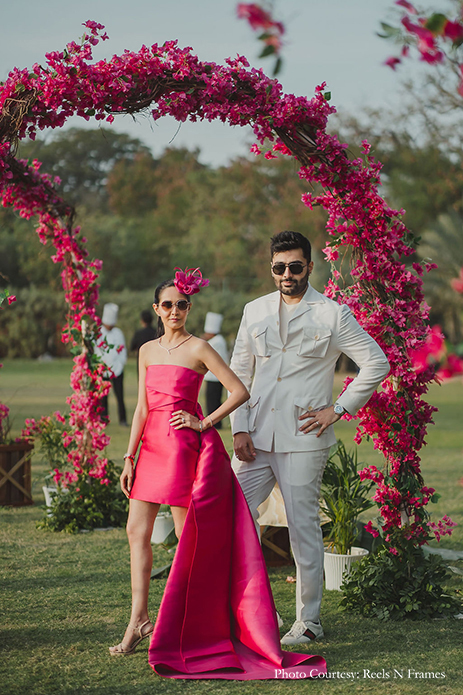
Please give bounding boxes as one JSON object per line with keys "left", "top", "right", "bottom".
{"left": 279, "top": 299, "right": 298, "bottom": 345}
{"left": 204, "top": 334, "right": 229, "bottom": 382}
{"left": 95, "top": 326, "right": 127, "bottom": 378}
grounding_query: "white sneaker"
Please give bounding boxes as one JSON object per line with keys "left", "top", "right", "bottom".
{"left": 280, "top": 619, "right": 324, "bottom": 645}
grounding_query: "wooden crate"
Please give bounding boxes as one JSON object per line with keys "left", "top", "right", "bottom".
{"left": 0, "top": 443, "right": 34, "bottom": 507}
{"left": 261, "top": 526, "right": 294, "bottom": 567}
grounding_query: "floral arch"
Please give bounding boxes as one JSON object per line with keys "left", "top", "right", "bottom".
{"left": 0, "top": 22, "right": 453, "bottom": 551}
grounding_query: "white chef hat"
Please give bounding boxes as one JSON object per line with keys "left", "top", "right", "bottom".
{"left": 204, "top": 312, "right": 223, "bottom": 334}
{"left": 102, "top": 303, "right": 119, "bottom": 326}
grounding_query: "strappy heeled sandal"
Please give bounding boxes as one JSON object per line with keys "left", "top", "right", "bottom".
{"left": 109, "top": 619, "right": 154, "bottom": 656}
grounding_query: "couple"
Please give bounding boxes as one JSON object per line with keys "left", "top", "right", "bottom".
{"left": 110, "top": 231, "right": 389, "bottom": 680}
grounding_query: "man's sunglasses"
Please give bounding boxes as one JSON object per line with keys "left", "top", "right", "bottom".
{"left": 159, "top": 300, "right": 191, "bottom": 311}
{"left": 271, "top": 261, "right": 307, "bottom": 275}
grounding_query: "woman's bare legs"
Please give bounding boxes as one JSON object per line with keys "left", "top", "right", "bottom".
{"left": 110, "top": 500, "right": 189, "bottom": 653}
{"left": 110, "top": 499, "right": 159, "bottom": 653}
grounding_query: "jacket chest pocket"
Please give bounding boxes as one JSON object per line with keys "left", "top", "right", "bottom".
{"left": 298, "top": 327, "right": 331, "bottom": 359}
{"left": 250, "top": 327, "right": 271, "bottom": 357}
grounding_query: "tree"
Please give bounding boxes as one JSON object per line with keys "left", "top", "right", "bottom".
{"left": 18, "top": 127, "right": 151, "bottom": 210}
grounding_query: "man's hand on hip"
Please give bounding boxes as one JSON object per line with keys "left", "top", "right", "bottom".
{"left": 299, "top": 405, "right": 341, "bottom": 437}
{"left": 233, "top": 432, "right": 256, "bottom": 462}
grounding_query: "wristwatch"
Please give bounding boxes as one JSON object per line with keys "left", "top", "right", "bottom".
{"left": 333, "top": 402, "right": 345, "bottom": 416}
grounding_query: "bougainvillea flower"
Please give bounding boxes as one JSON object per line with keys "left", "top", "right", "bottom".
{"left": 444, "top": 20, "right": 463, "bottom": 42}
{"left": 396, "top": 0, "right": 417, "bottom": 13}
{"left": 436, "top": 353, "right": 463, "bottom": 380}
{"left": 237, "top": 3, "right": 284, "bottom": 34}
{"left": 419, "top": 47, "right": 444, "bottom": 64}
{"left": 409, "top": 325, "right": 446, "bottom": 372}
{"left": 385, "top": 56, "right": 402, "bottom": 70}
{"left": 174, "top": 267, "right": 209, "bottom": 295}
{"left": 7, "top": 295, "right": 16, "bottom": 304}
{"left": 450, "top": 266, "right": 463, "bottom": 293}
{"left": 402, "top": 16, "right": 435, "bottom": 46}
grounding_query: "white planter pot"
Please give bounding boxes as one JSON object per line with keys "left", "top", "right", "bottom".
{"left": 324, "top": 546, "right": 369, "bottom": 591}
{"left": 151, "top": 512, "right": 175, "bottom": 544}
{"left": 42, "top": 485, "right": 58, "bottom": 508}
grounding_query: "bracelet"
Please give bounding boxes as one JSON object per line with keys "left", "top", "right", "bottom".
{"left": 207, "top": 415, "right": 214, "bottom": 429}
{"left": 123, "top": 453, "right": 135, "bottom": 461}
{"left": 198, "top": 420, "right": 203, "bottom": 433}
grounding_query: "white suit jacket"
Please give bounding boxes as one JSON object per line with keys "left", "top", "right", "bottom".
{"left": 229, "top": 284, "right": 390, "bottom": 453}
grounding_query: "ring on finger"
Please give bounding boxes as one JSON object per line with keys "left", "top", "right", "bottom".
{"left": 182, "top": 416, "right": 185, "bottom": 424}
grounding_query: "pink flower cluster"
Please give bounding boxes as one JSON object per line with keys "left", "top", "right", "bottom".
{"left": 428, "top": 515, "right": 457, "bottom": 543}
{"left": 385, "top": 1, "right": 463, "bottom": 95}
{"left": 409, "top": 324, "right": 463, "bottom": 381}
{"left": 451, "top": 267, "right": 463, "bottom": 294}
{"left": 237, "top": 3, "right": 285, "bottom": 55}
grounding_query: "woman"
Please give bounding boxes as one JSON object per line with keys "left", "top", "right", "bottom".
{"left": 110, "top": 268, "right": 326, "bottom": 680}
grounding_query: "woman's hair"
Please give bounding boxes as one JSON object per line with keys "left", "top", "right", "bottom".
{"left": 153, "top": 279, "right": 188, "bottom": 338}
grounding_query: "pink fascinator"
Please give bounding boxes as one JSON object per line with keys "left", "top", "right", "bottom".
{"left": 174, "top": 267, "right": 209, "bottom": 296}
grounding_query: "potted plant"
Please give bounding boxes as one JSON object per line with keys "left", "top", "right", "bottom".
{"left": 321, "top": 441, "right": 374, "bottom": 590}
{"left": 22, "top": 412, "right": 129, "bottom": 533}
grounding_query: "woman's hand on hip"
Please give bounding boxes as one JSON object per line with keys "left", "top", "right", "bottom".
{"left": 169, "top": 409, "right": 202, "bottom": 432}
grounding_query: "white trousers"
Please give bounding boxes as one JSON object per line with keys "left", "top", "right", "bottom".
{"left": 234, "top": 448, "right": 330, "bottom": 623}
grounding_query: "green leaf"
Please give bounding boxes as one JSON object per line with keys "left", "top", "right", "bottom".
{"left": 259, "top": 45, "right": 276, "bottom": 59}
{"left": 424, "top": 13, "right": 448, "bottom": 35}
{"left": 150, "top": 563, "right": 172, "bottom": 579}
{"left": 447, "top": 566, "right": 463, "bottom": 576}
{"left": 377, "top": 23, "right": 402, "bottom": 39}
{"left": 273, "top": 57, "right": 282, "bottom": 76}
{"left": 323, "top": 91, "right": 331, "bottom": 101}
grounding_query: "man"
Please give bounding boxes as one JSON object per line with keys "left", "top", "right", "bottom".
{"left": 230, "top": 231, "right": 389, "bottom": 645}
{"left": 202, "top": 312, "right": 229, "bottom": 429}
{"left": 96, "top": 302, "right": 128, "bottom": 426}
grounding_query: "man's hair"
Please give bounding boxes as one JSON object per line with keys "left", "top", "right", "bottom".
{"left": 270, "top": 231, "right": 312, "bottom": 263}
{"left": 141, "top": 309, "right": 153, "bottom": 325}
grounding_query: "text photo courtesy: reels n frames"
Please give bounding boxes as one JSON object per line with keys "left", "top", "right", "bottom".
{"left": 0, "top": 18, "right": 458, "bottom": 616}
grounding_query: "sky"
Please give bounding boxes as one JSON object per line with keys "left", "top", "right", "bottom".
{"left": 0, "top": 0, "right": 451, "bottom": 166}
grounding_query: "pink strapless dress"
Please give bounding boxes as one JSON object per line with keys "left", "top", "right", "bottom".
{"left": 132, "top": 365, "right": 326, "bottom": 681}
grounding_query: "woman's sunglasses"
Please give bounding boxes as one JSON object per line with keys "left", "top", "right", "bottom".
{"left": 271, "top": 261, "right": 307, "bottom": 275}
{"left": 159, "top": 300, "right": 191, "bottom": 311}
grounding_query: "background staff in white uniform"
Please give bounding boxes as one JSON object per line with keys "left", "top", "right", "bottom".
{"left": 203, "top": 312, "right": 229, "bottom": 430}
{"left": 230, "top": 231, "right": 389, "bottom": 646}
{"left": 96, "top": 302, "right": 128, "bottom": 426}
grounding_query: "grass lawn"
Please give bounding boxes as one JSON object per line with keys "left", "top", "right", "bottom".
{"left": 1, "top": 358, "right": 463, "bottom": 694}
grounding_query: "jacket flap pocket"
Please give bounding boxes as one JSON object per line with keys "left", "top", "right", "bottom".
{"left": 294, "top": 397, "right": 309, "bottom": 411}
{"left": 299, "top": 326, "right": 331, "bottom": 358}
{"left": 250, "top": 327, "right": 270, "bottom": 357}
{"left": 303, "top": 327, "right": 331, "bottom": 341}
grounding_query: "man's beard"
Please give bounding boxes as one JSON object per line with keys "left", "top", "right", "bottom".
{"left": 276, "top": 270, "right": 309, "bottom": 297}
